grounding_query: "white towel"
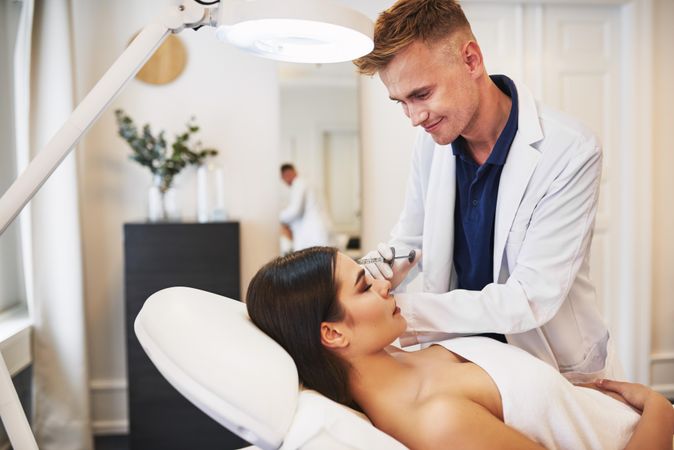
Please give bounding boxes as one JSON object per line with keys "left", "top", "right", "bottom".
{"left": 437, "top": 337, "right": 639, "bottom": 450}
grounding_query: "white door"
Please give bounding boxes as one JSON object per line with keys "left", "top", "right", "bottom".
{"left": 462, "top": 1, "right": 649, "bottom": 382}
{"left": 539, "top": 3, "right": 621, "bottom": 361}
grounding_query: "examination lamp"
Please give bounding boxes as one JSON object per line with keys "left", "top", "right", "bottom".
{"left": 0, "top": 1, "right": 373, "bottom": 448}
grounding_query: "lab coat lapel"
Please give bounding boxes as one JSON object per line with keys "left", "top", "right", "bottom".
{"left": 493, "top": 82, "right": 543, "bottom": 281}
{"left": 424, "top": 143, "right": 455, "bottom": 293}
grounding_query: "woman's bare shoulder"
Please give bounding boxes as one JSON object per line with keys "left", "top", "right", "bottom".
{"left": 404, "top": 396, "right": 545, "bottom": 450}
{"left": 416, "top": 395, "right": 475, "bottom": 434}
{"left": 371, "top": 393, "right": 467, "bottom": 448}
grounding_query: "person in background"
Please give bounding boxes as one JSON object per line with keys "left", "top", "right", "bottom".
{"left": 354, "top": 0, "right": 617, "bottom": 382}
{"left": 279, "top": 163, "right": 329, "bottom": 251}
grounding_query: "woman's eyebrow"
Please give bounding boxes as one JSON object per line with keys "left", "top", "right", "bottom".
{"left": 354, "top": 268, "right": 365, "bottom": 287}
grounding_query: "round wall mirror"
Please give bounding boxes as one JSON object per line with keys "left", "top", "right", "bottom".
{"left": 133, "top": 34, "right": 187, "bottom": 85}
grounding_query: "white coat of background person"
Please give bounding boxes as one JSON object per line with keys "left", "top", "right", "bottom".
{"left": 355, "top": 0, "right": 619, "bottom": 383}
{"left": 279, "top": 164, "right": 330, "bottom": 251}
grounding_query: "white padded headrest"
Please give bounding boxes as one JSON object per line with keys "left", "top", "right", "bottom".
{"left": 134, "top": 286, "right": 299, "bottom": 449}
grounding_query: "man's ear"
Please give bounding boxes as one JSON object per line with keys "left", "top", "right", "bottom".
{"left": 320, "top": 322, "right": 350, "bottom": 349}
{"left": 462, "top": 40, "right": 484, "bottom": 77}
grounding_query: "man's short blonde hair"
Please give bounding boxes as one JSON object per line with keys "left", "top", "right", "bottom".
{"left": 354, "top": 0, "right": 474, "bottom": 76}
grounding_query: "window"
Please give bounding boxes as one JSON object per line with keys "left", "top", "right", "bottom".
{"left": 0, "top": 0, "right": 28, "bottom": 315}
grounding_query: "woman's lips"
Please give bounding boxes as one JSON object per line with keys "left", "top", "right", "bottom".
{"left": 393, "top": 306, "right": 401, "bottom": 315}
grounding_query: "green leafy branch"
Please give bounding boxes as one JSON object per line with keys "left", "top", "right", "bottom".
{"left": 114, "top": 109, "right": 218, "bottom": 193}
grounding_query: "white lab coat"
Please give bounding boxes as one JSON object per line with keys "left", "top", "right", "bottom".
{"left": 280, "top": 177, "right": 329, "bottom": 251}
{"left": 392, "top": 80, "right": 618, "bottom": 382}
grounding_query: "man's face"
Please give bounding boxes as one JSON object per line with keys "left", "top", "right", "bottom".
{"left": 281, "top": 169, "right": 296, "bottom": 186}
{"left": 379, "top": 40, "right": 479, "bottom": 145}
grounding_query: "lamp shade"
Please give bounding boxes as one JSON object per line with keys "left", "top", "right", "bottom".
{"left": 215, "top": 0, "right": 374, "bottom": 63}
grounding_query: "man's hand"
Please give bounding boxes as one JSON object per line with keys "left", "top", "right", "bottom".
{"left": 361, "top": 243, "right": 421, "bottom": 289}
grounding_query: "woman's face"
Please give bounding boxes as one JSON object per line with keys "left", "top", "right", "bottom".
{"left": 333, "top": 252, "right": 407, "bottom": 354}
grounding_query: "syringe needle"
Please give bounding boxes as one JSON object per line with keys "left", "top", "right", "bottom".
{"left": 357, "top": 249, "right": 416, "bottom": 266}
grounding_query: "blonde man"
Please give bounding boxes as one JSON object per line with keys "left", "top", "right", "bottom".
{"left": 356, "top": 0, "right": 618, "bottom": 382}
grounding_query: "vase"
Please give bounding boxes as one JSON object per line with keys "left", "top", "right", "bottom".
{"left": 147, "top": 174, "right": 180, "bottom": 222}
{"left": 196, "top": 162, "right": 227, "bottom": 222}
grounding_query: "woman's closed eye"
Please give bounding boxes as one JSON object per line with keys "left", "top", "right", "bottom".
{"left": 363, "top": 273, "right": 376, "bottom": 292}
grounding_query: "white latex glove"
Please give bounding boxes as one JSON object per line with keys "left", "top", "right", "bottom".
{"left": 361, "top": 243, "right": 422, "bottom": 290}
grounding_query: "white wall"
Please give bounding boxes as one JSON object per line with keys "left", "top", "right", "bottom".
{"left": 360, "top": 76, "right": 417, "bottom": 251}
{"left": 70, "top": 0, "right": 281, "bottom": 432}
{"left": 346, "top": 1, "right": 416, "bottom": 253}
{"left": 650, "top": 0, "right": 674, "bottom": 397}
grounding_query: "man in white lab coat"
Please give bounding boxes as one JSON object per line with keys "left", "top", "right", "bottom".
{"left": 279, "top": 164, "right": 330, "bottom": 251}
{"left": 355, "top": 0, "right": 619, "bottom": 382}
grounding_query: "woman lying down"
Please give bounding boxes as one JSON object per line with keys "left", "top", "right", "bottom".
{"left": 246, "top": 247, "right": 674, "bottom": 450}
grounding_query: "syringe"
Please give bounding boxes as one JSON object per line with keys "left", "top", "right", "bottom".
{"left": 357, "top": 249, "right": 416, "bottom": 266}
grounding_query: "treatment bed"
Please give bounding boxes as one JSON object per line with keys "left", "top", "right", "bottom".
{"left": 135, "top": 286, "right": 674, "bottom": 449}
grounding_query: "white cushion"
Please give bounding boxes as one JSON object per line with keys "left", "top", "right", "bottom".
{"left": 135, "top": 287, "right": 298, "bottom": 449}
{"left": 134, "top": 287, "right": 407, "bottom": 450}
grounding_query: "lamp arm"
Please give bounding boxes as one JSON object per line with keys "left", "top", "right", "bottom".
{"left": 0, "top": 1, "right": 212, "bottom": 236}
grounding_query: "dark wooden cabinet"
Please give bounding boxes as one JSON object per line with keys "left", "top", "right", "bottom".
{"left": 124, "top": 222, "right": 248, "bottom": 450}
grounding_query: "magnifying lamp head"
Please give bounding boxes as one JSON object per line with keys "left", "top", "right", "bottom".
{"left": 215, "top": 0, "right": 374, "bottom": 63}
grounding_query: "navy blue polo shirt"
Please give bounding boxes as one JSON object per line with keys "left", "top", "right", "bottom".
{"left": 452, "top": 75, "right": 518, "bottom": 295}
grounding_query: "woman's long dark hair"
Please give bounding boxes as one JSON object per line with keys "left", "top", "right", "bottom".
{"left": 246, "top": 246, "right": 354, "bottom": 406}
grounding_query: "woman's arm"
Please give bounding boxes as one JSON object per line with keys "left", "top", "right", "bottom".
{"left": 595, "top": 379, "right": 674, "bottom": 450}
{"left": 408, "top": 397, "right": 545, "bottom": 450}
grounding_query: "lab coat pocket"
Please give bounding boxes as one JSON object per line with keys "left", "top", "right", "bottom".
{"left": 504, "top": 227, "right": 527, "bottom": 268}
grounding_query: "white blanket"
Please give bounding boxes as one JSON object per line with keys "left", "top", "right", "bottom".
{"left": 437, "top": 337, "right": 639, "bottom": 450}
